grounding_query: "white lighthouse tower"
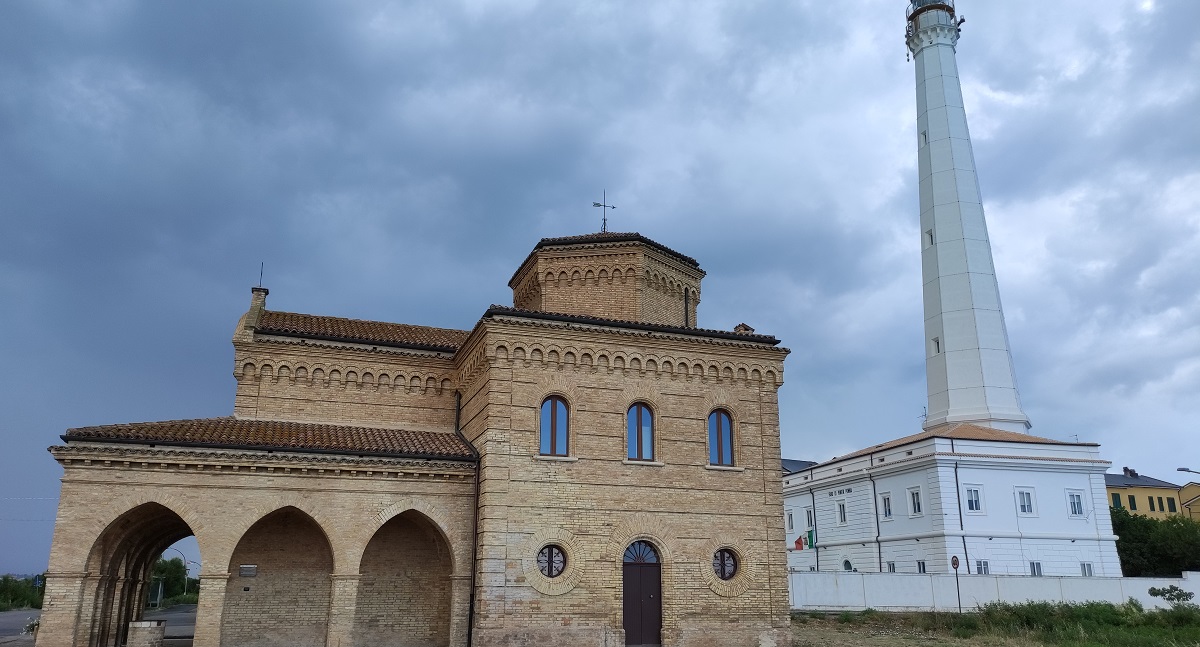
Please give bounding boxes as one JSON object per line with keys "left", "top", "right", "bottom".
{"left": 906, "top": 1, "right": 1030, "bottom": 432}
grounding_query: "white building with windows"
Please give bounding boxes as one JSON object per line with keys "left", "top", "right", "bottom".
{"left": 783, "top": 424, "right": 1121, "bottom": 577}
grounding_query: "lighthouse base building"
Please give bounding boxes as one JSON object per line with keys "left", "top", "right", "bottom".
{"left": 38, "top": 232, "right": 793, "bottom": 647}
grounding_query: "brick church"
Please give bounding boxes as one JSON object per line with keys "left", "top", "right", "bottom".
{"left": 39, "top": 232, "right": 792, "bottom": 647}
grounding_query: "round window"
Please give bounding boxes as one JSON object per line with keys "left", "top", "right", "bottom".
{"left": 712, "top": 548, "right": 738, "bottom": 580}
{"left": 537, "top": 544, "right": 566, "bottom": 578}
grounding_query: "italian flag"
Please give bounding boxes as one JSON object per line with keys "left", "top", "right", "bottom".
{"left": 794, "top": 530, "right": 815, "bottom": 550}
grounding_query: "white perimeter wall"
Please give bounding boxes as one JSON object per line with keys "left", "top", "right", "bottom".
{"left": 789, "top": 571, "right": 1200, "bottom": 612}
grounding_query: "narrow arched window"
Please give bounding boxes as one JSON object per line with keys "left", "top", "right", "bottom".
{"left": 708, "top": 409, "right": 733, "bottom": 466}
{"left": 627, "top": 403, "right": 654, "bottom": 461}
{"left": 540, "top": 396, "right": 569, "bottom": 456}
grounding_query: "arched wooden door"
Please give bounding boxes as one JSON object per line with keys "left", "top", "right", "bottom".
{"left": 622, "top": 540, "right": 661, "bottom": 647}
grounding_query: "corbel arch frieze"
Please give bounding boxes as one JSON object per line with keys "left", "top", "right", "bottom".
{"left": 498, "top": 339, "right": 777, "bottom": 388}
{"left": 241, "top": 355, "right": 454, "bottom": 395}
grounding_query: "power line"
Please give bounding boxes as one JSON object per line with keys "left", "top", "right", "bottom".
{"left": 0, "top": 497, "right": 57, "bottom": 501}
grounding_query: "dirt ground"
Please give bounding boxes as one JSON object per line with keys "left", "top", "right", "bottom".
{"left": 791, "top": 615, "right": 1043, "bottom": 647}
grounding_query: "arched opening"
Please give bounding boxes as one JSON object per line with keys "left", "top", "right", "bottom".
{"left": 221, "top": 507, "right": 333, "bottom": 647}
{"left": 622, "top": 540, "right": 662, "bottom": 647}
{"left": 353, "top": 510, "right": 454, "bottom": 647}
{"left": 81, "top": 502, "right": 198, "bottom": 647}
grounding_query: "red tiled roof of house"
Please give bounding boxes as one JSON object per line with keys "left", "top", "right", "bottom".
{"left": 532, "top": 232, "right": 701, "bottom": 268}
{"left": 827, "top": 423, "right": 1087, "bottom": 464}
{"left": 257, "top": 311, "right": 469, "bottom": 351}
{"left": 64, "top": 417, "right": 477, "bottom": 460}
{"left": 483, "top": 305, "right": 782, "bottom": 345}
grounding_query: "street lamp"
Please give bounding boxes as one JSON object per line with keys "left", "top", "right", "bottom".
{"left": 165, "top": 548, "right": 197, "bottom": 597}
{"left": 1178, "top": 468, "right": 1200, "bottom": 476}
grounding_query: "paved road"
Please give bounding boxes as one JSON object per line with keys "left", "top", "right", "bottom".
{"left": 144, "top": 604, "right": 197, "bottom": 638}
{"left": 0, "top": 609, "right": 38, "bottom": 645}
{"left": 0, "top": 605, "right": 196, "bottom": 644}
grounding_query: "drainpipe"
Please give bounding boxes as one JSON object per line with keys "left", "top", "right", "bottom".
{"left": 809, "top": 485, "right": 819, "bottom": 571}
{"left": 454, "top": 391, "right": 482, "bottom": 647}
{"left": 867, "top": 453, "right": 883, "bottom": 572}
{"left": 951, "top": 439, "right": 971, "bottom": 574}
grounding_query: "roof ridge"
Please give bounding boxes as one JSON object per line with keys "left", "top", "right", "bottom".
{"left": 262, "top": 309, "right": 470, "bottom": 334}
{"left": 483, "top": 304, "right": 781, "bottom": 345}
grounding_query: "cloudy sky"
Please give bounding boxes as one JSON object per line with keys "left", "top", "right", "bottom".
{"left": 2, "top": 0, "right": 1198, "bottom": 575}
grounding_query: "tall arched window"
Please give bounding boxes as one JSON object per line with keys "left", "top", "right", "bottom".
{"left": 540, "top": 396, "right": 569, "bottom": 456}
{"left": 708, "top": 409, "right": 733, "bottom": 466}
{"left": 627, "top": 403, "right": 654, "bottom": 461}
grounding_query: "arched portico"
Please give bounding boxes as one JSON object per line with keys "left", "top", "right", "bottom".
{"left": 220, "top": 506, "right": 333, "bottom": 647}
{"left": 353, "top": 509, "right": 454, "bottom": 647}
{"left": 75, "top": 503, "right": 197, "bottom": 647}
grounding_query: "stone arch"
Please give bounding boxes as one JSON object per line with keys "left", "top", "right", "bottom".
{"left": 221, "top": 506, "right": 334, "bottom": 647}
{"left": 513, "top": 346, "right": 527, "bottom": 361}
{"left": 353, "top": 507, "right": 455, "bottom": 647}
{"left": 495, "top": 344, "right": 509, "bottom": 360}
{"left": 79, "top": 501, "right": 200, "bottom": 647}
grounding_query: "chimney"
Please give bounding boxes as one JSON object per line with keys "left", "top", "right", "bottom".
{"left": 1123, "top": 467, "right": 1130, "bottom": 477}
{"left": 733, "top": 323, "right": 756, "bottom": 334}
{"left": 245, "top": 286, "right": 269, "bottom": 330}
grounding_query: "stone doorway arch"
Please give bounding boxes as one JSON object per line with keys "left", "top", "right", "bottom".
{"left": 353, "top": 509, "right": 454, "bottom": 647}
{"left": 220, "top": 507, "right": 333, "bottom": 647}
{"left": 79, "top": 502, "right": 197, "bottom": 647}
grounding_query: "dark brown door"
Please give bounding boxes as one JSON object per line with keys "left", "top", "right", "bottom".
{"left": 622, "top": 541, "right": 662, "bottom": 647}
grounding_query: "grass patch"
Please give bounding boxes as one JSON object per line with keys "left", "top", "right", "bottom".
{"left": 795, "top": 600, "right": 1200, "bottom": 646}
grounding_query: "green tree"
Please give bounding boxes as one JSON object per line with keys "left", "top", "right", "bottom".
{"left": 1151, "top": 515, "right": 1200, "bottom": 576}
{"left": 1112, "top": 506, "right": 1200, "bottom": 577}
{"left": 0, "top": 574, "right": 45, "bottom": 611}
{"left": 152, "top": 558, "right": 188, "bottom": 599}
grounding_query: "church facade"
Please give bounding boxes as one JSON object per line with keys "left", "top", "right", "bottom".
{"left": 38, "top": 232, "right": 793, "bottom": 647}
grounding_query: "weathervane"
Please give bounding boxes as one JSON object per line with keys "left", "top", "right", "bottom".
{"left": 592, "top": 191, "right": 616, "bottom": 233}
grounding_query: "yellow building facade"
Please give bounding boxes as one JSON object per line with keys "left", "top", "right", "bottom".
{"left": 1105, "top": 467, "right": 1181, "bottom": 519}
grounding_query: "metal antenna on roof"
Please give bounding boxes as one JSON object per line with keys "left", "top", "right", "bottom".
{"left": 592, "top": 190, "right": 616, "bottom": 233}
{"left": 258, "top": 262, "right": 264, "bottom": 288}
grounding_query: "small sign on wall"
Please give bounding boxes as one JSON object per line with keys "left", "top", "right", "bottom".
{"left": 239, "top": 564, "right": 258, "bottom": 578}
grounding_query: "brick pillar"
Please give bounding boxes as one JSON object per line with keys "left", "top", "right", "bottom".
{"left": 448, "top": 574, "right": 471, "bottom": 647}
{"left": 192, "top": 572, "right": 229, "bottom": 647}
{"left": 325, "top": 573, "right": 361, "bottom": 647}
{"left": 34, "top": 571, "right": 88, "bottom": 647}
{"left": 100, "top": 576, "right": 128, "bottom": 647}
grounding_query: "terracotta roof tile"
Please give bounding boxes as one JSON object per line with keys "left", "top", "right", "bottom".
{"left": 64, "top": 417, "right": 477, "bottom": 460}
{"left": 533, "top": 232, "right": 701, "bottom": 268}
{"left": 827, "top": 423, "right": 1085, "bottom": 464}
{"left": 257, "top": 311, "right": 469, "bottom": 351}
{"left": 483, "top": 305, "right": 782, "bottom": 345}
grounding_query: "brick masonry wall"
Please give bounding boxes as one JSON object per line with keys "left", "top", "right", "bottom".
{"left": 232, "top": 341, "right": 458, "bottom": 432}
{"left": 221, "top": 508, "right": 333, "bottom": 647}
{"left": 354, "top": 511, "right": 453, "bottom": 647}
{"left": 508, "top": 242, "right": 703, "bottom": 327}
{"left": 38, "top": 451, "right": 475, "bottom": 647}
{"left": 463, "top": 319, "right": 792, "bottom": 647}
